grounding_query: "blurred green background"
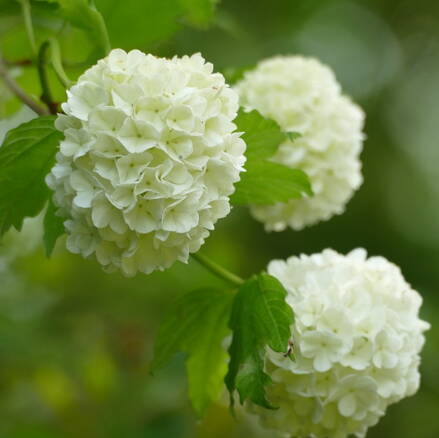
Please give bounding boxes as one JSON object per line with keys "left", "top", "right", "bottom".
{"left": 1, "top": 0, "right": 439, "bottom": 437}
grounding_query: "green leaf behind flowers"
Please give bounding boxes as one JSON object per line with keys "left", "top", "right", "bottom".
{"left": 33, "top": 0, "right": 110, "bottom": 56}
{"left": 0, "top": 116, "right": 61, "bottom": 236}
{"left": 43, "top": 197, "right": 64, "bottom": 256}
{"left": 95, "top": 0, "right": 219, "bottom": 50}
{"left": 225, "top": 274, "right": 294, "bottom": 409}
{"left": 232, "top": 109, "right": 311, "bottom": 206}
{"left": 152, "top": 288, "right": 233, "bottom": 417}
{"left": 234, "top": 109, "right": 286, "bottom": 161}
{"left": 231, "top": 160, "right": 312, "bottom": 206}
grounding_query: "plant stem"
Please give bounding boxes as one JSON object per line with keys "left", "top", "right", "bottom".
{"left": 94, "top": 10, "right": 111, "bottom": 55}
{"left": 191, "top": 253, "right": 244, "bottom": 287}
{"left": 47, "top": 38, "right": 73, "bottom": 89}
{"left": 18, "top": 0, "right": 37, "bottom": 57}
{"left": 37, "top": 41, "right": 58, "bottom": 115}
{"left": 0, "top": 55, "right": 49, "bottom": 116}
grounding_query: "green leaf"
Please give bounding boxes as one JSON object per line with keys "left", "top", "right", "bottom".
{"left": 235, "top": 109, "right": 286, "bottom": 161}
{"left": 231, "top": 160, "right": 312, "bottom": 206}
{"left": 0, "top": 116, "right": 62, "bottom": 236}
{"left": 222, "top": 65, "right": 254, "bottom": 85}
{"left": 152, "top": 288, "right": 233, "bottom": 417}
{"left": 0, "top": 0, "right": 20, "bottom": 15}
{"left": 95, "top": 0, "right": 218, "bottom": 50}
{"left": 42, "top": 0, "right": 110, "bottom": 56}
{"left": 179, "top": 0, "right": 219, "bottom": 27}
{"left": 225, "top": 274, "right": 294, "bottom": 409}
{"left": 43, "top": 197, "right": 64, "bottom": 257}
{"left": 96, "top": 0, "right": 180, "bottom": 50}
{"left": 285, "top": 131, "right": 302, "bottom": 142}
{"left": 232, "top": 111, "right": 308, "bottom": 207}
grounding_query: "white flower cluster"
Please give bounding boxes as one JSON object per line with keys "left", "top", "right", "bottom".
{"left": 235, "top": 56, "right": 364, "bottom": 231}
{"left": 249, "top": 249, "right": 429, "bottom": 438}
{"left": 47, "top": 49, "right": 245, "bottom": 276}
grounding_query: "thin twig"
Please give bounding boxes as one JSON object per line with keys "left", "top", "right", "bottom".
{"left": 37, "top": 41, "right": 58, "bottom": 115}
{"left": 4, "top": 58, "right": 33, "bottom": 67}
{"left": 0, "top": 55, "right": 49, "bottom": 116}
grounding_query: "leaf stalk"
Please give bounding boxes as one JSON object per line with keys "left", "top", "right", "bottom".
{"left": 191, "top": 253, "right": 244, "bottom": 287}
{"left": 47, "top": 38, "right": 73, "bottom": 89}
{"left": 18, "top": 0, "right": 37, "bottom": 57}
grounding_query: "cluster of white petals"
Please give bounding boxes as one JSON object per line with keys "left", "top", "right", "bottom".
{"left": 47, "top": 49, "right": 245, "bottom": 275}
{"left": 249, "top": 249, "right": 429, "bottom": 438}
{"left": 235, "top": 56, "right": 365, "bottom": 231}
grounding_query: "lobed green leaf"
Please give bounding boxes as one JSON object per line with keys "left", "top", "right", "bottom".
{"left": 222, "top": 65, "right": 254, "bottom": 85}
{"left": 235, "top": 109, "right": 286, "bottom": 161}
{"left": 36, "top": 0, "right": 110, "bottom": 57}
{"left": 232, "top": 109, "right": 310, "bottom": 206}
{"left": 285, "top": 131, "right": 302, "bottom": 142}
{"left": 95, "top": 0, "right": 219, "bottom": 50}
{"left": 152, "top": 288, "right": 233, "bottom": 417}
{"left": 0, "top": 116, "right": 62, "bottom": 236}
{"left": 43, "top": 197, "right": 65, "bottom": 257}
{"left": 225, "top": 274, "right": 294, "bottom": 409}
{"left": 231, "top": 160, "right": 312, "bottom": 206}
{"left": 179, "top": 0, "right": 219, "bottom": 28}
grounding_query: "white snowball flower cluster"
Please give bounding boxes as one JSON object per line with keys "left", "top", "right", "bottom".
{"left": 249, "top": 249, "right": 429, "bottom": 438}
{"left": 47, "top": 49, "right": 246, "bottom": 276}
{"left": 235, "top": 56, "right": 365, "bottom": 231}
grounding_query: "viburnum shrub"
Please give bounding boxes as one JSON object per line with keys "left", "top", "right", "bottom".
{"left": 0, "top": 2, "right": 429, "bottom": 437}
